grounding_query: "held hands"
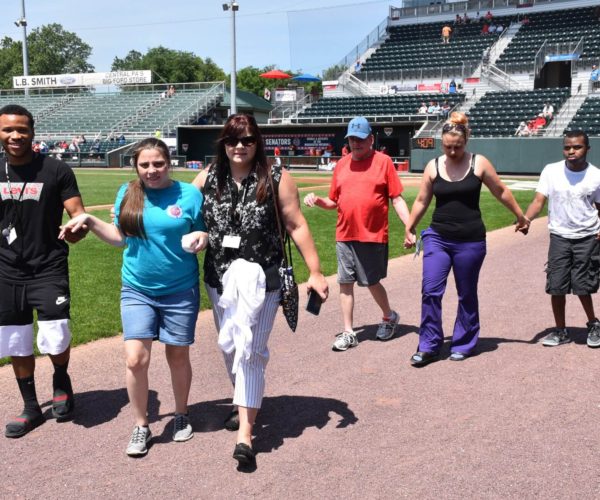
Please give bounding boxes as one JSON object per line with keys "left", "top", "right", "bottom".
{"left": 404, "top": 228, "right": 417, "bottom": 249}
{"left": 515, "top": 214, "right": 531, "bottom": 235}
{"left": 59, "top": 213, "right": 91, "bottom": 242}
{"left": 303, "top": 192, "right": 318, "bottom": 207}
{"left": 181, "top": 231, "right": 208, "bottom": 254}
{"left": 307, "top": 272, "right": 329, "bottom": 301}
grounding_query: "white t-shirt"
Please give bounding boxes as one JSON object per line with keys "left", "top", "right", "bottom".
{"left": 537, "top": 160, "right": 600, "bottom": 238}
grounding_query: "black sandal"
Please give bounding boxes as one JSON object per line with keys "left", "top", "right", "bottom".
{"left": 410, "top": 351, "right": 439, "bottom": 367}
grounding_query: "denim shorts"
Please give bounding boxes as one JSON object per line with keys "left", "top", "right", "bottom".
{"left": 120, "top": 284, "right": 199, "bottom": 345}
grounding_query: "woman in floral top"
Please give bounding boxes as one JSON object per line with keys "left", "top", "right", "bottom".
{"left": 193, "top": 114, "right": 328, "bottom": 467}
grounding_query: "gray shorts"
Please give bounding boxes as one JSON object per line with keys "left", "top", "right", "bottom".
{"left": 336, "top": 241, "right": 388, "bottom": 287}
{"left": 546, "top": 233, "right": 600, "bottom": 295}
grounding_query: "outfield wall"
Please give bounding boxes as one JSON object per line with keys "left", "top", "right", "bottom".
{"left": 410, "top": 138, "right": 600, "bottom": 174}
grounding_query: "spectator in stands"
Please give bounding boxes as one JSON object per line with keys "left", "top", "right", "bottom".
{"left": 32, "top": 142, "right": 40, "bottom": 153}
{"left": 515, "top": 122, "right": 530, "bottom": 137}
{"left": 428, "top": 101, "right": 440, "bottom": 114}
{"left": 118, "top": 134, "right": 127, "bottom": 145}
{"left": 192, "top": 113, "right": 328, "bottom": 467}
{"left": 590, "top": 65, "right": 600, "bottom": 92}
{"left": 542, "top": 102, "right": 554, "bottom": 120}
{"left": 441, "top": 25, "right": 452, "bottom": 44}
{"left": 454, "top": 14, "right": 462, "bottom": 25}
{"left": 521, "top": 130, "right": 600, "bottom": 349}
{"left": 496, "top": 23, "right": 504, "bottom": 34}
{"left": 463, "top": 13, "right": 470, "bottom": 24}
{"left": 485, "top": 10, "right": 493, "bottom": 21}
{"left": 481, "top": 23, "right": 489, "bottom": 35}
{"left": 39, "top": 140, "right": 48, "bottom": 153}
{"left": 521, "top": 14, "right": 530, "bottom": 25}
{"left": 476, "top": 11, "right": 483, "bottom": 22}
{"left": 90, "top": 138, "right": 101, "bottom": 153}
{"left": 530, "top": 113, "right": 547, "bottom": 131}
{"left": 441, "top": 100, "right": 451, "bottom": 118}
{"left": 168, "top": 85, "right": 176, "bottom": 98}
{"left": 0, "top": 104, "right": 87, "bottom": 439}
{"left": 304, "top": 116, "right": 409, "bottom": 352}
{"left": 404, "top": 112, "right": 529, "bottom": 366}
{"left": 418, "top": 102, "right": 428, "bottom": 114}
{"left": 354, "top": 60, "right": 362, "bottom": 73}
{"left": 449, "top": 79, "right": 457, "bottom": 94}
{"left": 68, "top": 140, "right": 79, "bottom": 153}
{"left": 60, "top": 138, "right": 207, "bottom": 457}
{"left": 488, "top": 23, "right": 497, "bottom": 34}
{"left": 79, "top": 135, "right": 87, "bottom": 144}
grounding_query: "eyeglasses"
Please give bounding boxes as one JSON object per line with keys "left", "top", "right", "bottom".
{"left": 442, "top": 123, "right": 468, "bottom": 135}
{"left": 223, "top": 136, "right": 257, "bottom": 147}
{"left": 563, "top": 145, "right": 585, "bottom": 150}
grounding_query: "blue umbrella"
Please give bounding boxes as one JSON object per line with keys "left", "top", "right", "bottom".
{"left": 291, "top": 73, "right": 321, "bottom": 82}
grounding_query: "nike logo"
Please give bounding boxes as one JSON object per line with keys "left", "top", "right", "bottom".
{"left": 56, "top": 297, "right": 69, "bottom": 305}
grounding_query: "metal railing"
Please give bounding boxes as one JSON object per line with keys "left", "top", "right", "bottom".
{"left": 330, "top": 17, "right": 389, "bottom": 80}
{"left": 268, "top": 93, "right": 314, "bottom": 124}
{"left": 390, "top": 0, "right": 582, "bottom": 21}
{"left": 481, "top": 62, "right": 528, "bottom": 90}
{"left": 356, "top": 62, "right": 479, "bottom": 84}
{"left": 534, "top": 37, "right": 584, "bottom": 76}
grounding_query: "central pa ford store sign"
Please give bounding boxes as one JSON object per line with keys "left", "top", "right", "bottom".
{"left": 13, "top": 71, "right": 152, "bottom": 88}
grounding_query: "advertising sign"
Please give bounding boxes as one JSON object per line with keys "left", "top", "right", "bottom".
{"left": 13, "top": 70, "right": 152, "bottom": 88}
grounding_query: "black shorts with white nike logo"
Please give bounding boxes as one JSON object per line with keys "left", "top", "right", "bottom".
{"left": 0, "top": 279, "right": 70, "bottom": 326}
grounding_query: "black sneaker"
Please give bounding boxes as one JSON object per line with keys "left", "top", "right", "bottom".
{"left": 587, "top": 319, "right": 600, "bottom": 348}
{"left": 541, "top": 328, "right": 571, "bottom": 346}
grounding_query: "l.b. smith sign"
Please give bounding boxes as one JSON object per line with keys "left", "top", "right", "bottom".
{"left": 13, "top": 71, "right": 152, "bottom": 88}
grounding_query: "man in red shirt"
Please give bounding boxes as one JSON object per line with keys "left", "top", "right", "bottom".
{"left": 304, "top": 117, "right": 410, "bottom": 351}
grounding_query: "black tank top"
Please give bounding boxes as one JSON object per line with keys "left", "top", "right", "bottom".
{"left": 430, "top": 154, "right": 486, "bottom": 242}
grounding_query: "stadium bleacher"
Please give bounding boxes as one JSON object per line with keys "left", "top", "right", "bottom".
{"left": 467, "top": 88, "right": 570, "bottom": 137}
{"left": 495, "top": 6, "right": 600, "bottom": 71}
{"left": 566, "top": 96, "right": 600, "bottom": 135}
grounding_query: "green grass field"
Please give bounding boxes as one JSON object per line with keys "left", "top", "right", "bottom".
{"left": 1, "top": 170, "right": 544, "bottom": 364}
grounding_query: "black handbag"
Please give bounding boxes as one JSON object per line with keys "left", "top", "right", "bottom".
{"left": 268, "top": 172, "right": 299, "bottom": 332}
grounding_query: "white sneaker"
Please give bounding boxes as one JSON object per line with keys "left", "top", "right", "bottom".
{"left": 376, "top": 310, "right": 400, "bottom": 341}
{"left": 172, "top": 413, "right": 193, "bottom": 442}
{"left": 332, "top": 331, "right": 358, "bottom": 351}
{"left": 126, "top": 425, "right": 152, "bottom": 456}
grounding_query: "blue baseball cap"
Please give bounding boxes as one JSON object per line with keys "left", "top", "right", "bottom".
{"left": 345, "top": 116, "right": 372, "bottom": 139}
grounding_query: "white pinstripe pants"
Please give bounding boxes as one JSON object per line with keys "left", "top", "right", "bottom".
{"left": 206, "top": 285, "right": 281, "bottom": 409}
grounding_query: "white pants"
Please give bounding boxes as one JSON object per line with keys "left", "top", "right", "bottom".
{"left": 206, "top": 285, "right": 280, "bottom": 408}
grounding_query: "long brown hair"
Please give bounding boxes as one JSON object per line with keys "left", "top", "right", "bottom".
{"left": 214, "top": 113, "right": 270, "bottom": 203}
{"left": 118, "top": 138, "right": 171, "bottom": 238}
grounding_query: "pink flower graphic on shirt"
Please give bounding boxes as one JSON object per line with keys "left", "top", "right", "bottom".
{"left": 167, "top": 205, "right": 182, "bottom": 218}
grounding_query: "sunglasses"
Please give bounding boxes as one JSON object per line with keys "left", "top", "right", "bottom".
{"left": 223, "top": 136, "right": 257, "bottom": 147}
{"left": 442, "top": 123, "right": 468, "bottom": 134}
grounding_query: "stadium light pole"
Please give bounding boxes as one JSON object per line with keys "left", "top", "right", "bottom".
{"left": 15, "top": 0, "right": 29, "bottom": 96}
{"left": 222, "top": 2, "right": 239, "bottom": 115}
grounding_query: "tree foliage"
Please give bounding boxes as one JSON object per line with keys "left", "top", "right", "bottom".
{"left": 112, "top": 47, "right": 226, "bottom": 84}
{"left": 322, "top": 64, "right": 347, "bottom": 81}
{"left": 0, "top": 24, "right": 93, "bottom": 90}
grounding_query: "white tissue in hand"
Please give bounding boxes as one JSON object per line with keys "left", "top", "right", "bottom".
{"left": 181, "top": 234, "right": 196, "bottom": 253}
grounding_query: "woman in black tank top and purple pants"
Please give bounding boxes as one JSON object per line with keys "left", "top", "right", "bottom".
{"left": 404, "top": 113, "right": 529, "bottom": 366}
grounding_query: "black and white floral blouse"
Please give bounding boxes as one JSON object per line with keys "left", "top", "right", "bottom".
{"left": 202, "top": 164, "right": 284, "bottom": 293}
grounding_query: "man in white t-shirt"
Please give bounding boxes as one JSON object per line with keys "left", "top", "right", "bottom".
{"left": 523, "top": 130, "right": 600, "bottom": 347}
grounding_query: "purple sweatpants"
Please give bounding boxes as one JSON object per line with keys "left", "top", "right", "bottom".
{"left": 419, "top": 227, "right": 487, "bottom": 355}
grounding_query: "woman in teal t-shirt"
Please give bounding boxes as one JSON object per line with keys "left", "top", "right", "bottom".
{"left": 60, "top": 138, "right": 207, "bottom": 457}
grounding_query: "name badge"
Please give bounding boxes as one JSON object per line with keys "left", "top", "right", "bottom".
{"left": 222, "top": 235, "right": 241, "bottom": 249}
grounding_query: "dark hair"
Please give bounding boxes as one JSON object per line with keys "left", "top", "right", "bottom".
{"left": 0, "top": 104, "right": 35, "bottom": 132}
{"left": 214, "top": 113, "right": 270, "bottom": 203}
{"left": 564, "top": 129, "right": 590, "bottom": 148}
{"left": 118, "top": 138, "right": 171, "bottom": 238}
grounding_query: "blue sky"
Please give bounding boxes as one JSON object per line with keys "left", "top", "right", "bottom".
{"left": 1, "top": 0, "right": 391, "bottom": 78}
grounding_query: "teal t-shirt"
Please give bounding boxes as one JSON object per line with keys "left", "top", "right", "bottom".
{"left": 114, "top": 180, "right": 206, "bottom": 296}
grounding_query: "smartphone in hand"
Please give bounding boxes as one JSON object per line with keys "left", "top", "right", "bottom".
{"left": 306, "top": 289, "right": 323, "bottom": 316}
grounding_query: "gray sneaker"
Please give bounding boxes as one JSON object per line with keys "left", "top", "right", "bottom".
{"left": 376, "top": 310, "right": 400, "bottom": 340}
{"left": 541, "top": 328, "right": 571, "bottom": 346}
{"left": 587, "top": 319, "right": 600, "bottom": 348}
{"left": 126, "top": 425, "right": 152, "bottom": 456}
{"left": 332, "top": 331, "right": 358, "bottom": 351}
{"left": 172, "top": 413, "right": 193, "bottom": 442}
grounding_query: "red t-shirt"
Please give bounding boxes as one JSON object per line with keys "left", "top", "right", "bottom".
{"left": 328, "top": 150, "right": 403, "bottom": 243}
